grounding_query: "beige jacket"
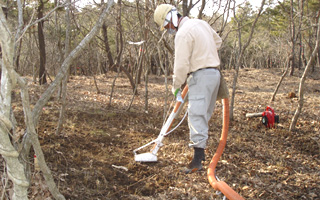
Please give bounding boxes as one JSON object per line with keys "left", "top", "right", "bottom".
{"left": 173, "top": 17, "right": 222, "bottom": 90}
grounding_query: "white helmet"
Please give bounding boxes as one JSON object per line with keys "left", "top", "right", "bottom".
{"left": 154, "top": 4, "right": 178, "bottom": 31}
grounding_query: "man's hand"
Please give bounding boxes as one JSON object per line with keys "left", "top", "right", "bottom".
{"left": 172, "top": 88, "right": 184, "bottom": 103}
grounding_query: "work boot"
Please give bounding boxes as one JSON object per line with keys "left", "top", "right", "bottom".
{"left": 182, "top": 147, "right": 205, "bottom": 174}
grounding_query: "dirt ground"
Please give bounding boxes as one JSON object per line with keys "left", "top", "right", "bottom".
{"left": 3, "top": 68, "right": 320, "bottom": 199}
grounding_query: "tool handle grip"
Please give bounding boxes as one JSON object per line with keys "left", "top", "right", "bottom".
{"left": 245, "top": 112, "right": 263, "bottom": 118}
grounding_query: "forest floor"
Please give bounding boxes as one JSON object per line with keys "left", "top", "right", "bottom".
{"left": 3, "top": 68, "right": 320, "bottom": 199}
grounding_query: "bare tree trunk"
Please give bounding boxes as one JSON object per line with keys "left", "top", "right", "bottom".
{"left": 18, "top": 2, "right": 114, "bottom": 198}
{"left": 122, "top": 65, "right": 136, "bottom": 90}
{"left": 0, "top": 74, "right": 29, "bottom": 200}
{"left": 135, "top": 0, "right": 145, "bottom": 85}
{"left": 136, "top": 47, "right": 144, "bottom": 84}
{"left": 38, "top": 0, "right": 47, "bottom": 85}
{"left": 228, "top": 40, "right": 236, "bottom": 69}
{"left": 1, "top": 1, "right": 73, "bottom": 199}
{"left": 14, "top": 0, "right": 24, "bottom": 72}
{"left": 54, "top": 0, "right": 63, "bottom": 75}
{"left": 197, "top": 0, "right": 206, "bottom": 19}
{"left": 0, "top": 115, "right": 29, "bottom": 200}
{"left": 126, "top": 47, "right": 143, "bottom": 111}
{"left": 297, "top": 0, "right": 304, "bottom": 70}
{"left": 229, "top": 0, "right": 265, "bottom": 121}
{"left": 270, "top": 55, "right": 292, "bottom": 101}
{"left": 102, "top": 23, "right": 114, "bottom": 71}
{"left": 317, "top": 47, "right": 320, "bottom": 72}
{"left": 289, "top": 0, "right": 296, "bottom": 76}
{"left": 100, "top": 0, "right": 112, "bottom": 73}
{"left": 182, "top": 0, "right": 187, "bottom": 16}
{"left": 19, "top": 77, "right": 66, "bottom": 200}
{"left": 143, "top": 0, "right": 149, "bottom": 112}
{"left": 93, "top": 52, "right": 101, "bottom": 93}
{"left": 103, "top": 19, "right": 135, "bottom": 93}
{"left": 108, "top": 0, "right": 124, "bottom": 106}
{"left": 0, "top": 4, "right": 29, "bottom": 199}
{"left": 56, "top": 0, "right": 65, "bottom": 98}
{"left": 289, "top": 16, "right": 320, "bottom": 131}
{"left": 108, "top": 67, "right": 135, "bottom": 106}
{"left": 144, "top": 61, "right": 149, "bottom": 112}
{"left": 109, "top": 69, "right": 120, "bottom": 106}
{"left": 56, "top": 0, "right": 71, "bottom": 135}
{"left": 218, "top": 0, "right": 231, "bottom": 35}
{"left": 157, "top": 44, "right": 169, "bottom": 121}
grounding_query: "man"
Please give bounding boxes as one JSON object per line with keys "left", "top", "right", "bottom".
{"left": 154, "top": 4, "right": 226, "bottom": 174}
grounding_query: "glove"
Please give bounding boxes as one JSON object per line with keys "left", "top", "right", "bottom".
{"left": 172, "top": 88, "right": 180, "bottom": 97}
{"left": 172, "top": 88, "right": 184, "bottom": 103}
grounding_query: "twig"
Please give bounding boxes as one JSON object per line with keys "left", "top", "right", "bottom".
{"left": 16, "top": 2, "right": 70, "bottom": 44}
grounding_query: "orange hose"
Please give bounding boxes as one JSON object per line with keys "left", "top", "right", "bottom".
{"left": 207, "top": 98, "right": 245, "bottom": 200}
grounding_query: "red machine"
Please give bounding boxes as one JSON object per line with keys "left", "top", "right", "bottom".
{"left": 261, "top": 106, "right": 279, "bottom": 128}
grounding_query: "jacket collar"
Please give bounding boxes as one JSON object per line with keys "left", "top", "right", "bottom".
{"left": 178, "top": 16, "right": 189, "bottom": 29}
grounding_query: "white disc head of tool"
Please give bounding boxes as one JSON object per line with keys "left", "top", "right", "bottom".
{"left": 134, "top": 152, "right": 158, "bottom": 162}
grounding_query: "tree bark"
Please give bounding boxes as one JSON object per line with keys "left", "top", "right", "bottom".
{"left": 18, "top": 77, "right": 66, "bottom": 200}
{"left": 102, "top": 23, "right": 114, "bottom": 71}
{"left": 93, "top": 51, "right": 101, "bottom": 93}
{"left": 0, "top": 116, "right": 29, "bottom": 200}
{"left": 14, "top": 0, "right": 24, "bottom": 72}
{"left": 182, "top": 0, "right": 188, "bottom": 16}
{"left": 143, "top": 0, "right": 150, "bottom": 112}
{"left": 109, "top": 69, "right": 120, "bottom": 106}
{"left": 289, "top": 16, "right": 320, "bottom": 131}
{"left": 270, "top": 55, "right": 292, "bottom": 101}
{"left": 0, "top": 5, "right": 29, "bottom": 200}
{"left": 289, "top": 0, "right": 296, "bottom": 76}
{"left": 38, "top": 0, "right": 47, "bottom": 85}
{"left": 197, "top": 0, "right": 206, "bottom": 19}
{"left": 108, "top": 0, "right": 125, "bottom": 106}
{"left": 56, "top": 0, "right": 71, "bottom": 135}
{"left": 135, "top": 0, "right": 144, "bottom": 85}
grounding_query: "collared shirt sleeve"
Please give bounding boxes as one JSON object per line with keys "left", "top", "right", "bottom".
{"left": 173, "top": 33, "right": 193, "bottom": 90}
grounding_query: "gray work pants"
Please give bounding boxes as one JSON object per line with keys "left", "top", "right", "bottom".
{"left": 187, "top": 68, "right": 220, "bottom": 149}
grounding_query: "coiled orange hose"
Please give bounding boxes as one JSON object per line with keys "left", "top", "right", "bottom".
{"left": 207, "top": 98, "right": 245, "bottom": 200}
